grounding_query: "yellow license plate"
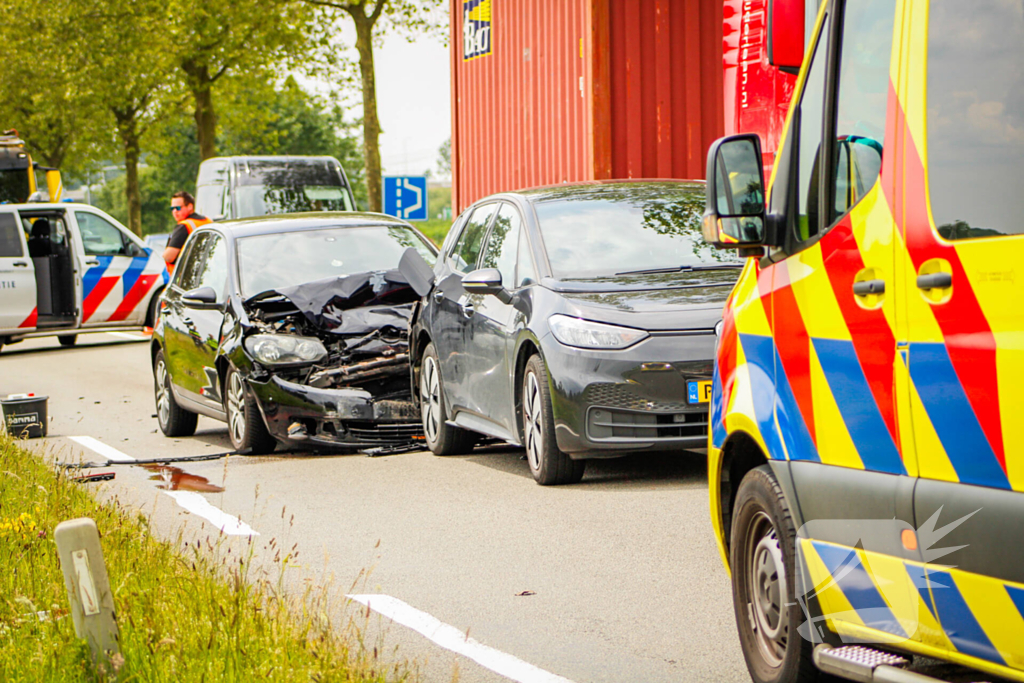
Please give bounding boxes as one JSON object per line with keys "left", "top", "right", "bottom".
{"left": 688, "top": 380, "right": 713, "bottom": 404}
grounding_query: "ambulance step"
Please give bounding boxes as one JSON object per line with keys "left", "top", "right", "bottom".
{"left": 813, "top": 645, "right": 988, "bottom": 683}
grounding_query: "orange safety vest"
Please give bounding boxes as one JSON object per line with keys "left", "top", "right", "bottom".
{"left": 166, "top": 215, "right": 212, "bottom": 275}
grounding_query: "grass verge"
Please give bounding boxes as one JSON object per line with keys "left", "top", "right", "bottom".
{"left": 0, "top": 434, "right": 402, "bottom": 682}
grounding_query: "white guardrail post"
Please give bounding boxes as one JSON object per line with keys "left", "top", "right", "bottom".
{"left": 54, "top": 518, "right": 121, "bottom": 668}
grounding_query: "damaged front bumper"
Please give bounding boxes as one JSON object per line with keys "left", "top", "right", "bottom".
{"left": 247, "top": 374, "right": 424, "bottom": 449}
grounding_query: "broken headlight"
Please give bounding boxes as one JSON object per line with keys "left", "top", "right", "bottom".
{"left": 244, "top": 335, "right": 328, "bottom": 366}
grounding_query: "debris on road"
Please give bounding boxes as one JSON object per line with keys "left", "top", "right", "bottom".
{"left": 515, "top": 590, "right": 537, "bottom": 597}
{"left": 72, "top": 471, "right": 116, "bottom": 483}
{"left": 59, "top": 452, "right": 235, "bottom": 469}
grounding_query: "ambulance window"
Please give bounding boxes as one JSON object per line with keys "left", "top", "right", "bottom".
{"left": 927, "top": 0, "right": 1024, "bottom": 240}
{"left": 794, "top": 13, "right": 829, "bottom": 241}
{"left": 831, "top": 0, "right": 896, "bottom": 220}
{"left": 0, "top": 213, "right": 22, "bottom": 257}
{"left": 77, "top": 212, "right": 130, "bottom": 256}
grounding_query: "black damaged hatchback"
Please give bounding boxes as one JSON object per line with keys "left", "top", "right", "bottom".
{"left": 151, "top": 213, "right": 437, "bottom": 453}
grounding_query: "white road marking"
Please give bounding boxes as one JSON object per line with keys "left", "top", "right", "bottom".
{"left": 347, "top": 594, "right": 576, "bottom": 683}
{"left": 105, "top": 332, "right": 146, "bottom": 341}
{"left": 67, "top": 436, "right": 258, "bottom": 537}
{"left": 162, "top": 491, "right": 259, "bottom": 537}
{"left": 69, "top": 435, "right": 136, "bottom": 462}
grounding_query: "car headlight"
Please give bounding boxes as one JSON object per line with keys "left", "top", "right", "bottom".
{"left": 244, "top": 335, "right": 328, "bottom": 366}
{"left": 548, "top": 314, "right": 648, "bottom": 350}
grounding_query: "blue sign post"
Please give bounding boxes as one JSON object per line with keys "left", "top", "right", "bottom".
{"left": 383, "top": 176, "right": 429, "bottom": 221}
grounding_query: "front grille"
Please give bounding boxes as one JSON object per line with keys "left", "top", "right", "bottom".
{"left": 587, "top": 406, "right": 708, "bottom": 441}
{"left": 345, "top": 422, "right": 425, "bottom": 444}
{"left": 583, "top": 382, "right": 704, "bottom": 412}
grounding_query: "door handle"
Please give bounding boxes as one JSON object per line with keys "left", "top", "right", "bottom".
{"left": 917, "top": 272, "right": 952, "bottom": 290}
{"left": 12, "top": 261, "right": 28, "bottom": 267}
{"left": 84, "top": 258, "right": 100, "bottom": 266}
{"left": 433, "top": 289, "right": 444, "bottom": 304}
{"left": 853, "top": 279, "right": 885, "bottom": 296}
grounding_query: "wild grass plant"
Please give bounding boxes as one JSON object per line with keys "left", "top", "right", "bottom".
{"left": 0, "top": 434, "right": 408, "bottom": 682}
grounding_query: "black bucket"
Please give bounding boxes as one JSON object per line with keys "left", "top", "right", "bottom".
{"left": 1, "top": 394, "right": 49, "bottom": 439}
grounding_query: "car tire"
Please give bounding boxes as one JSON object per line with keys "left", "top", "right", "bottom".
{"left": 419, "top": 342, "right": 475, "bottom": 455}
{"left": 154, "top": 348, "right": 198, "bottom": 437}
{"left": 58, "top": 334, "right": 77, "bottom": 347}
{"left": 224, "top": 366, "right": 276, "bottom": 455}
{"left": 145, "top": 288, "right": 162, "bottom": 329}
{"left": 730, "top": 465, "right": 820, "bottom": 683}
{"left": 521, "top": 355, "right": 585, "bottom": 485}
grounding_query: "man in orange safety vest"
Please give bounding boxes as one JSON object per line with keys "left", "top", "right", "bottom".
{"left": 163, "top": 190, "right": 211, "bottom": 275}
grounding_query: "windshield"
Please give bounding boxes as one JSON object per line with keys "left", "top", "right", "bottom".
{"left": 532, "top": 183, "right": 741, "bottom": 279}
{"left": 235, "top": 185, "right": 353, "bottom": 217}
{"left": 0, "top": 168, "right": 30, "bottom": 204}
{"left": 236, "top": 225, "right": 437, "bottom": 297}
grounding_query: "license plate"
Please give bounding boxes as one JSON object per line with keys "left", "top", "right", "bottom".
{"left": 687, "top": 380, "right": 713, "bottom": 404}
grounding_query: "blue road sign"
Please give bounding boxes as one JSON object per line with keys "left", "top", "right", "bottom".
{"left": 383, "top": 176, "right": 429, "bottom": 221}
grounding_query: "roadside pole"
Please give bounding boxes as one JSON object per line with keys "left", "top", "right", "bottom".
{"left": 54, "top": 518, "right": 121, "bottom": 669}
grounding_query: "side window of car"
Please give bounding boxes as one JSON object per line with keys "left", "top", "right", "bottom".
{"left": 450, "top": 203, "right": 498, "bottom": 272}
{"left": 927, "top": 0, "right": 1023, "bottom": 239}
{"left": 76, "top": 212, "right": 129, "bottom": 256}
{"left": 0, "top": 213, "right": 23, "bottom": 257}
{"left": 792, "top": 12, "right": 830, "bottom": 243}
{"left": 516, "top": 226, "right": 538, "bottom": 287}
{"left": 196, "top": 234, "right": 228, "bottom": 299}
{"left": 176, "top": 234, "right": 209, "bottom": 291}
{"left": 479, "top": 203, "right": 521, "bottom": 288}
{"left": 830, "top": 0, "right": 896, "bottom": 222}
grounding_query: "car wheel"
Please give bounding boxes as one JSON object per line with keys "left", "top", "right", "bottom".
{"left": 731, "top": 465, "right": 819, "bottom": 683}
{"left": 154, "top": 348, "right": 197, "bottom": 437}
{"left": 224, "top": 366, "right": 276, "bottom": 455}
{"left": 419, "top": 342, "right": 475, "bottom": 455}
{"left": 145, "top": 288, "right": 162, "bottom": 328}
{"left": 521, "top": 355, "right": 585, "bottom": 485}
{"left": 58, "top": 334, "right": 77, "bottom": 347}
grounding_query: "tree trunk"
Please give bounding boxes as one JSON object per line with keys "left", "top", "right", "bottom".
{"left": 116, "top": 112, "right": 143, "bottom": 236}
{"left": 183, "top": 60, "right": 218, "bottom": 160}
{"left": 352, "top": 14, "right": 382, "bottom": 212}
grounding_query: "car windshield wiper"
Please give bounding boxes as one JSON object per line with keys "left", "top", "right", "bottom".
{"left": 614, "top": 263, "right": 744, "bottom": 276}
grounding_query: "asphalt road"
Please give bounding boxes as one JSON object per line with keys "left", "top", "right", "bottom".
{"left": 2, "top": 332, "right": 749, "bottom": 683}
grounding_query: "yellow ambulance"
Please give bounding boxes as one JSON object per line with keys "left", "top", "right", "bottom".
{"left": 701, "top": 0, "right": 1024, "bottom": 681}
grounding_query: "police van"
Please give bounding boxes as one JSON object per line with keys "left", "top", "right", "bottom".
{"left": 701, "top": 0, "right": 1024, "bottom": 681}
{"left": 0, "top": 202, "right": 168, "bottom": 352}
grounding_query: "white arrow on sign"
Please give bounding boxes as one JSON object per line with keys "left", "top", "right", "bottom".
{"left": 401, "top": 179, "right": 423, "bottom": 219}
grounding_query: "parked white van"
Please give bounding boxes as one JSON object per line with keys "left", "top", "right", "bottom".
{"left": 0, "top": 202, "right": 168, "bottom": 352}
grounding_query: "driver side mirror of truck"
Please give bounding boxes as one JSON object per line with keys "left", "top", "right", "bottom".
{"left": 703, "top": 135, "right": 772, "bottom": 257}
{"left": 768, "top": 0, "right": 806, "bottom": 75}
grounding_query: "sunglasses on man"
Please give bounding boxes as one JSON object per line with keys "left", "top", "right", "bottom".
{"left": 170, "top": 206, "right": 184, "bottom": 212}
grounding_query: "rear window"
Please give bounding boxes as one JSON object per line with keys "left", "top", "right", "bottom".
{"left": 927, "top": 0, "right": 1024, "bottom": 240}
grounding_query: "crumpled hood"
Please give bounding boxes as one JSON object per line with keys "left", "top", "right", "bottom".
{"left": 246, "top": 268, "right": 417, "bottom": 335}
{"left": 548, "top": 269, "right": 739, "bottom": 331}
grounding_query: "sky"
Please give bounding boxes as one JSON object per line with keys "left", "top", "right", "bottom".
{"left": 327, "top": 20, "right": 452, "bottom": 180}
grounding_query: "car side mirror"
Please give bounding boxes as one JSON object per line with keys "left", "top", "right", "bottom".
{"left": 182, "top": 286, "right": 219, "bottom": 308}
{"left": 703, "top": 134, "right": 772, "bottom": 257}
{"left": 462, "top": 268, "right": 512, "bottom": 304}
{"left": 768, "top": 0, "right": 806, "bottom": 75}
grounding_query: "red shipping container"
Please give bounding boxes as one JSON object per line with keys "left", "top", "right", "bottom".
{"left": 451, "top": 0, "right": 725, "bottom": 213}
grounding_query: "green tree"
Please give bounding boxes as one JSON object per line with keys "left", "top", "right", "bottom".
{"left": 436, "top": 137, "right": 451, "bottom": 178}
{"left": 301, "top": 0, "right": 445, "bottom": 212}
{"left": 170, "top": 0, "right": 325, "bottom": 160}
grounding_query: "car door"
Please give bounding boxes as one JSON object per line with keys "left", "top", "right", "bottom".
{"left": 163, "top": 232, "right": 229, "bottom": 412}
{"left": 896, "top": 0, "right": 1024, "bottom": 671}
{"left": 464, "top": 201, "right": 524, "bottom": 437}
{"left": 431, "top": 202, "right": 499, "bottom": 415}
{"left": 0, "top": 209, "right": 37, "bottom": 331}
{"left": 741, "top": 0, "right": 932, "bottom": 644}
{"left": 74, "top": 210, "right": 155, "bottom": 326}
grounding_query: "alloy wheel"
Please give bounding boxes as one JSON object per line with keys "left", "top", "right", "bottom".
{"left": 523, "top": 370, "right": 543, "bottom": 470}
{"left": 155, "top": 359, "right": 171, "bottom": 427}
{"left": 421, "top": 355, "right": 442, "bottom": 443}
{"left": 227, "top": 372, "right": 247, "bottom": 446}
{"left": 745, "top": 510, "right": 788, "bottom": 666}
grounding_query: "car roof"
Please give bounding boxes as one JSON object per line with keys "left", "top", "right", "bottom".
{"left": 200, "top": 211, "right": 416, "bottom": 239}
{"left": 199, "top": 155, "right": 340, "bottom": 164}
{"left": 500, "top": 178, "right": 706, "bottom": 203}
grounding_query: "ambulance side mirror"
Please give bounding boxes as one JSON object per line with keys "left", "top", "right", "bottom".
{"left": 768, "top": 0, "right": 806, "bottom": 75}
{"left": 703, "top": 135, "right": 770, "bottom": 257}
